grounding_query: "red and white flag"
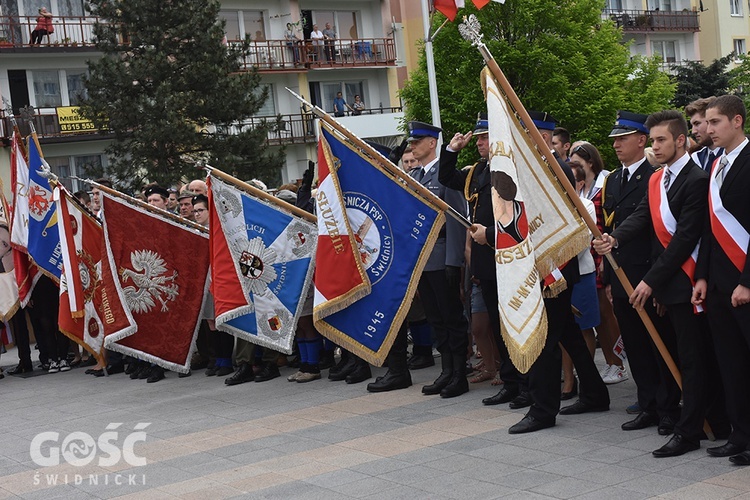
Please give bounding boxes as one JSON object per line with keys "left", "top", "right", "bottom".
{"left": 0, "top": 176, "right": 19, "bottom": 321}
{"left": 434, "top": 0, "right": 504, "bottom": 21}
{"left": 55, "top": 186, "right": 136, "bottom": 364}
{"left": 313, "top": 131, "right": 371, "bottom": 321}
{"left": 102, "top": 192, "right": 210, "bottom": 373}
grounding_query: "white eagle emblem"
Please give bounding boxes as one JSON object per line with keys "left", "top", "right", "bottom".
{"left": 120, "top": 250, "right": 179, "bottom": 313}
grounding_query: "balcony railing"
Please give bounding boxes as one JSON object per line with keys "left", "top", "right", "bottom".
{"left": 0, "top": 108, "right": 105, "bottom": 144}
{"left": 0, "top": 15, "right": 102, "bottom": 47}
{"left": 234, "top": 38, "right": 398, "bottom": 71}
{"left": 604, "top": 9, "right": 699, "bottom": 32}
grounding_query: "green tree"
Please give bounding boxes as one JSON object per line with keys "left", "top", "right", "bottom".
{"left": 80, "top": 0, "right": 284, "bottom": 192}
{"left": 671, "top": 54, "right": 733, "bottom": 109}
{"left": 400, "top": 0, "right": 675, "bottom": 169}
{"left": 728, "top": 54, "right": 750, "bottom": 132}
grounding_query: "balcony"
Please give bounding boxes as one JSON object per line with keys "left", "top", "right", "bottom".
{"left": 0, "top": 107, "right": 106, "bottom": 146}
{"left": 605, "top": 9, "right": 700, "bottom": 33}
{"left": 234, "top": 38, "right": 398, "bottom": 72}
{"left": 0, "top": 15, "right": 101, "bottom": 48}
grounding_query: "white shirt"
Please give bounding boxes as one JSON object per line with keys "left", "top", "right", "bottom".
{"left": 621, "top": 156, "right": 646, "bottom": 181}
{"left": 576, "top": 196, "right": 596, "bottom": 275}
{"left": 421, "top": 157, "right": 439, "bottom": 177}
{"left": 662, "top": 152, "right": 690, "bottom": 191}
{"left": 719, "top": 137, "right": 749, "bottom": 179}
{"left": 310, "top": 30, "right": 324, "bottom": 45}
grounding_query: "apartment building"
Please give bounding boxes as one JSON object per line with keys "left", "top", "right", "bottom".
{"left": 698, "top": 0, "right": 750, "bottom": 65}
{"left": 0, "top": 0, "right": 414, "bottom": 193}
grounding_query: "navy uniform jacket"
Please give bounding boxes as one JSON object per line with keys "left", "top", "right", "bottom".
{"left": 601, "top": 158, "right": 657, "bottom": 299}
{"left": 411, "top": 156, "right": 467, "bottom": 272}
{"left": 611, "top": 159, "right": 708, "bottom": 305}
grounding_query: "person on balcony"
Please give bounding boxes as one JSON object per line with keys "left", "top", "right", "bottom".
{"left": 310, "top": 24, "right": 324, "bottom": 62}
{"left": 31, "top": 7, "right": 53, "bottom": 45}
{"left": 323, "top": 22, "right": 336, "bottom": 62}
{"left": 284, "top": 23, "right": 300, "bottom": 64}
{"left": 351, "top": 95, "right": 365, "bottom": 116}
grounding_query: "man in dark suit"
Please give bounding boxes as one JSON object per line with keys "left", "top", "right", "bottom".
{"left": 367, "top": 121, "right": 469, "bottom": 395}
{"left": 596, "top": 110, "right": 729, "bottom": 457}
{"left": 686, "top": 97, "right": 724, "bottom": 172}
{"left": 693, "top": 95, "right": 750, "bottom": 465}
{"left": 439, "top": 113, "right": 523, "bottom": 404}
{"left": 600, "top": 111, "right": 680, "bottom": 435}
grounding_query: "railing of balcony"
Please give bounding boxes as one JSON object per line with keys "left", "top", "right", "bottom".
{"left": 0, "top": 108, "right": 104, "bottom": 142}
{"left": 0, "top": 15, "right": 104, "bottom": 47}
{"left": 604, "top": 9, "right": 700, "bottom": 32}
{"left": 234, "top": 38, "right": 397, "bottom": 71}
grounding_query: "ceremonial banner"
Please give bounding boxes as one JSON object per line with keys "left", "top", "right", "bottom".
{"left": 102, "top": 193, "right": 210, "bottom": 373}
{"left": 9, "top": 131, "right": 39, "bottom": 307}
{"left": 483, "top": 69, "right": 589, "bottom": 372}
{"left": 434, "top": 0, "right": 505, "bottom": 21}
{"left": 209, "top": 174, "right": 316, "bottom": 353}
{"left": 55, "top": 187, "right": 136, "bottom": 364}
{"left": 0, "top": 177, "right": 19, "bottom": 321}
{"left": 17, "top": 137, "right": 63, "bottom": 281}
{"left": 314, "top": 123, "right": 444, "bottom": 366}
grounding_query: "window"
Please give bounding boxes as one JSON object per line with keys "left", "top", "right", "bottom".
{"left": 321, "top": 81, "right": 365, "bottom": 113}
{"left": 46, "top": 155, "right": 105, "bottom": 192}
{"left": 32, "top": 70, "right": 62, "bottom": 108}
{"left": 652, "top": 40, "right": 677, "bottom": 63}
{"left": 243, "top": 11, "right": 265, "bottom": 42}
{"left": 734, "top": 39, "right": 746, "bottom": 59}
{"left": 219, "top": 10, "right": 264, "bottom": 41}
{"left": 607, "top": 0, "right": 623, "bottom": 11}
{"left": 57, "top": 0, "right": 86, "bottom": 17}
{"left": 253, "top": 84, "right": 275, "bottom": 117}
{"left": 66, "top": 70, "right": 88, "bottom": 105}
{"left": 219, "top": 10, "right": 241, "bottom": 40}
{"left": 731, "top": 0, "right": 742, "bottom": 16}
{"left": 312, "top": 11, "right": 359, "bottom": 39}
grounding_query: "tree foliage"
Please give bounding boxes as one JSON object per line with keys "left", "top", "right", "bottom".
{"left": 399, "top": 0, "right": 675, "bottom": 169}
{"left": 80, "top": 0, "right": 284, "bottom": 192}
{"left": 671, "top": 54, "right": 733, "bottom": 109}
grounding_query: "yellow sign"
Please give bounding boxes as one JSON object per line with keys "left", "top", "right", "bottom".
{"left": 57, "top": 106, "right": 98, "bottom": 134}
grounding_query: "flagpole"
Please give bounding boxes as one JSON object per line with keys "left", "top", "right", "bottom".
{"left": 83, "top": 181, "right": 209, "bottom": 234}
{"left": 285, "top": 87, "right": 471, "bottom": 229}
{"left": 205, "top": 165, "right": 317, "bottom": 224}
{"left": 458, "top": 15, "right": 711, "bottom": 438}
{"left": 422, "top": 0, "right": 442, "bottom": 135}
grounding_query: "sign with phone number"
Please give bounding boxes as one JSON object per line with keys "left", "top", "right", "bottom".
{"left": 57, "top": 106, "right": 98, "bottom": 134}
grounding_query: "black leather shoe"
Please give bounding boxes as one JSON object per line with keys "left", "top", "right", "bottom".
{"left": 622, "top": 411, "right": 658, "bottom": 431}
{"left": 225, "top": 363, "right": 254, "bottom": 385}
{"left": 440, "top": 375, "right": 469, "bottom": 399}
{"left": 707, "top": 442, "right": 747, "bottom": 457}
{"left": 407, "top": 354, "right": 435, "bottom": 370}
{"left": 559, "top": 400, "right": 609, "bottom": 415}
{"left": 178, "top": 370, "right": 192, "bottom": 378}
{"left": 482, "top": 387, "right": 519, "bottom": 406}
{"left": 509, "top": 392, "right": 533, "bottom": 409}
{"left": 137, "top": 365, "right": 152, "bottom": 379}
{"left": 561, "top": 378, "right": 578, "bottom": 401}
{"left": 508, "top": 415, "right": 555, "bottom": 434}
{"left": 345, "top": 363, "right": 371, "bottom": 384}
{"left": 729, "top": 450, "right": 750, "bottom": 465}
{"left": 130, "top": 363, "right": 146, "bottom": 379}
{"left": 8, "top": 364, "right": 32, "bottom": 376}
{"left": 106, "top": 363, "right": 125, "bottom": 375}
{"left": 254, "top": 363, "right": 280, "bottom": 382}
{"left": 125, "top": 362, "right": 138, "bottom": 375}
{"left": 422, "top": 371, "right": 452, "bottom": 395}
{"left": 366, "top": 370, "right": 412, "bottom": 392}
{"left": 658, "top": 415, "right": 676, "bottom": 436}
{"left": 329, "top": 356, "right": 357, "bottom": 381}
{"left": 652, "top": 434, "right": 700, "bottom": 458}
{"left": 92, "top": 369, "right": 106, "bottom": 377}
{"left": 146, "top": 367, "right": 165, "bottom": 383}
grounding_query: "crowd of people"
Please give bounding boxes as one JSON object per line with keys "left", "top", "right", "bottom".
{"left": 2, "top": 95, "right": 750, "bottom": 468}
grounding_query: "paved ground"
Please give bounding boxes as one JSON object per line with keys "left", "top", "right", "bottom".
{"left": 0, "top": 346, "right": 749, "bottom": 500}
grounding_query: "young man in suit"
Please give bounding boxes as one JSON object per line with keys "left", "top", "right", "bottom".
{"left": 693, "top": 94, "right": 750, "bottom": 465}
{"left": 686, "top": 97, "right": 724, "bottom": 172}
{"left": 600, "top": 111, "right": 681, "bottom": 435}
{"left": 596, "top": 110, "right": 729, "bottom": 457}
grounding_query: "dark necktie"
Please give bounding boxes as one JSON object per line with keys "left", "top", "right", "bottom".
{"left": 416, "top": 168, "right": 425, "bottom": 182}
{"left": 663, "top": 168, "right": 671, "bottom": 191}
{"left": 621, "top": 168, "right": 630, "bottom": 190}
{"left": 705, "top": 151, "right": 717, "bottom": 172}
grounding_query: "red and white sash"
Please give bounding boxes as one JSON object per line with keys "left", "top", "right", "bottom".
{"left": 708, "top": 157, "right": 749, "bottom": 274}
{"left": 648, "top": 170, "right": 702, "bottom": 313}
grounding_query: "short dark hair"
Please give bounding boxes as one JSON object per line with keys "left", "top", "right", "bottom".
{"left": 552, "top": 127, "right": 570, "bottom": 145}
{"left": 191, "top": 194, "right": 208, "bottom": 206}
{"left": 707, "top": 95, "right": 747, "bottom": 128}
{"left": 74, "top": 190, "right": 91, "bottom": 204}
{"left": 569, "top": 142, "right": 604, "bottom": 176}
{"left": 95, "top": 177, "right": 113, "bottom": 188}
{"left": 685, "top": 96, "right": 716, "bottom": 117}
{"left": 645, "top": 110, "right": 689, "bottom": 141}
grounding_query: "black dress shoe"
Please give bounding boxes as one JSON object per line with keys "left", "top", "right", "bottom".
{"left": 130, "top": 363, "right": 146, "bottom": 379}
{"left": 508, "top": 415, "right": 555, "bottom": 434}
{"left": 559, "top": 400, "right": 609, "bottom": 415}
{"left": 622, "top": 411, "right": 658, "bottom": 431}
{"left": 366, "top": 370, "right": 412, "bottom": 392}
{"left": 652, "top": 434, "right": 700, "bottom": 458}
{"left": 146, "top": 367, "right": 165, "bottom": 383}
{"left": 125, "top": 362, "right": 138, "bottom": 375}
{"left": 106, "top": 363, "right": 125, "bottom": 375}
{"left": 407, "top": 354, "right": 435, "bottom": 370}
{"left": 345, "top": 362, "right": 371, "bottom": 384}
{"left": 509, "top": 391, "right": 533, "bottom": 409}
{"left": 178, "top": 370, "right": 192, "bottom": 378}
{"left": 422, "top": 371, "right": 452, "bottom": 395}
{"left": 225, "top": 363, "right": 254, "bottom": 386}
{"left": 482, "top": 387, "right": 519, "bottom": 406}
{"left": 328, "top": 356, "right": 357, "bottom": 381}
{"left": 205, "top": 365, "right": 218, "bottom": 376}
{"left": 658, "top": 415, "right": 676, "bottom": 436}
{"left": 707, "top": 442, "right": 747, "bottom": 457}
{"left": 8, "top": 364, "right": 32, "bottom": 376}
{"left": 85, "top": 368, "right": 99, "bottom": 375}
{"left": 729, "top": 450, "right": 750, "bottom": 465}
{"left": 81, "top": 357, "right": 97, "bottom": 367}
{"left": 92, "top": 369, "right": 105, "bottom": 377}
{"left": 138, "top": 365, "right": 152, "bottom": 379}
{"left": 254, "top": 363, "right": 280, "bottom": 382}
{"left": 440, "top": 375, "right": 469, "bottom": 399}
{"left": 561, "top": 378, "right": 578, "bottom": 401}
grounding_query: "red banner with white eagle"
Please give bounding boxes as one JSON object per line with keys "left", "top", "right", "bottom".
{"left": 55, "top": 186, "right": 136, "bottom": 365}
{"left": 101, "top": 192, "right": 210, "bottom": 373}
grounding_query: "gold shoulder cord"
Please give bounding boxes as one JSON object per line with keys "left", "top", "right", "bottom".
{"left": 464, "top": 162, "right": 479, "bottom": 220}
{"left": 602, "top": 172, "right": 615, "bottom": 229}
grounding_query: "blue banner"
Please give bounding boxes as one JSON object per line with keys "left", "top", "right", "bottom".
{"left": 316, "top": 126, "right": 444, "bottom": 366}
{"left": 26, "top": 139, "right": 62, "bottom": 280}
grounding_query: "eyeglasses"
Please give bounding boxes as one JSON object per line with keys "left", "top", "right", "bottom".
{"left": 571, "top": 145, "right": 591, "bottom": 160}
{"left": 193, "top": 208, "right": 206, "bottom": 214}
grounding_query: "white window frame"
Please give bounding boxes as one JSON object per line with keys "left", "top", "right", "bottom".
{"left": 734, "top": 38, "right": 746, "bottom": 60}
{"left": 731, "top": 0, "right": 743, "bottom": 16}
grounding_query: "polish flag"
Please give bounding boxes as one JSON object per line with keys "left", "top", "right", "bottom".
{"left": 434, "top": 0, "right": 505, "bottom": 22}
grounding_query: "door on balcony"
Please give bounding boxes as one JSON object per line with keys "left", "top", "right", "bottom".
{"left": 8, "top": 70, "right": 30, "bottom": 115}
{"left": 652, "top": 40, "right": 677, "bottom": 64}
{"left": 318, "top": 82, "right": 365, "bottom": 115}
{"left": 218, "top": 10, "right": 265, "bottom": 42}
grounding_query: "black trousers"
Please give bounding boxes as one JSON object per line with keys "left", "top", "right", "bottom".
{"left": 480, "top": 278, "right": 521, "bottom": 390}
{"left": 385, "top": 322, "right": 409, "bottom": 374}
{"left": 613, "top": 297, "right": 680, "bottom": 418}
{"left": 10, "top": 309, "right": 32, "bottom": 367}
{"left": 418, "top": 269, "right": 468, "bottom": 358}
{"left": 29, "top": 276, "right": 68, "bottom": 362}
{"left": 706, "top": 289, "right": 750, "bottom": 447}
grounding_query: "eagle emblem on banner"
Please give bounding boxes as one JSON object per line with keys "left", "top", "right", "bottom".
{"left": 120, "top": 249, "right": 179, "bottom": 313}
